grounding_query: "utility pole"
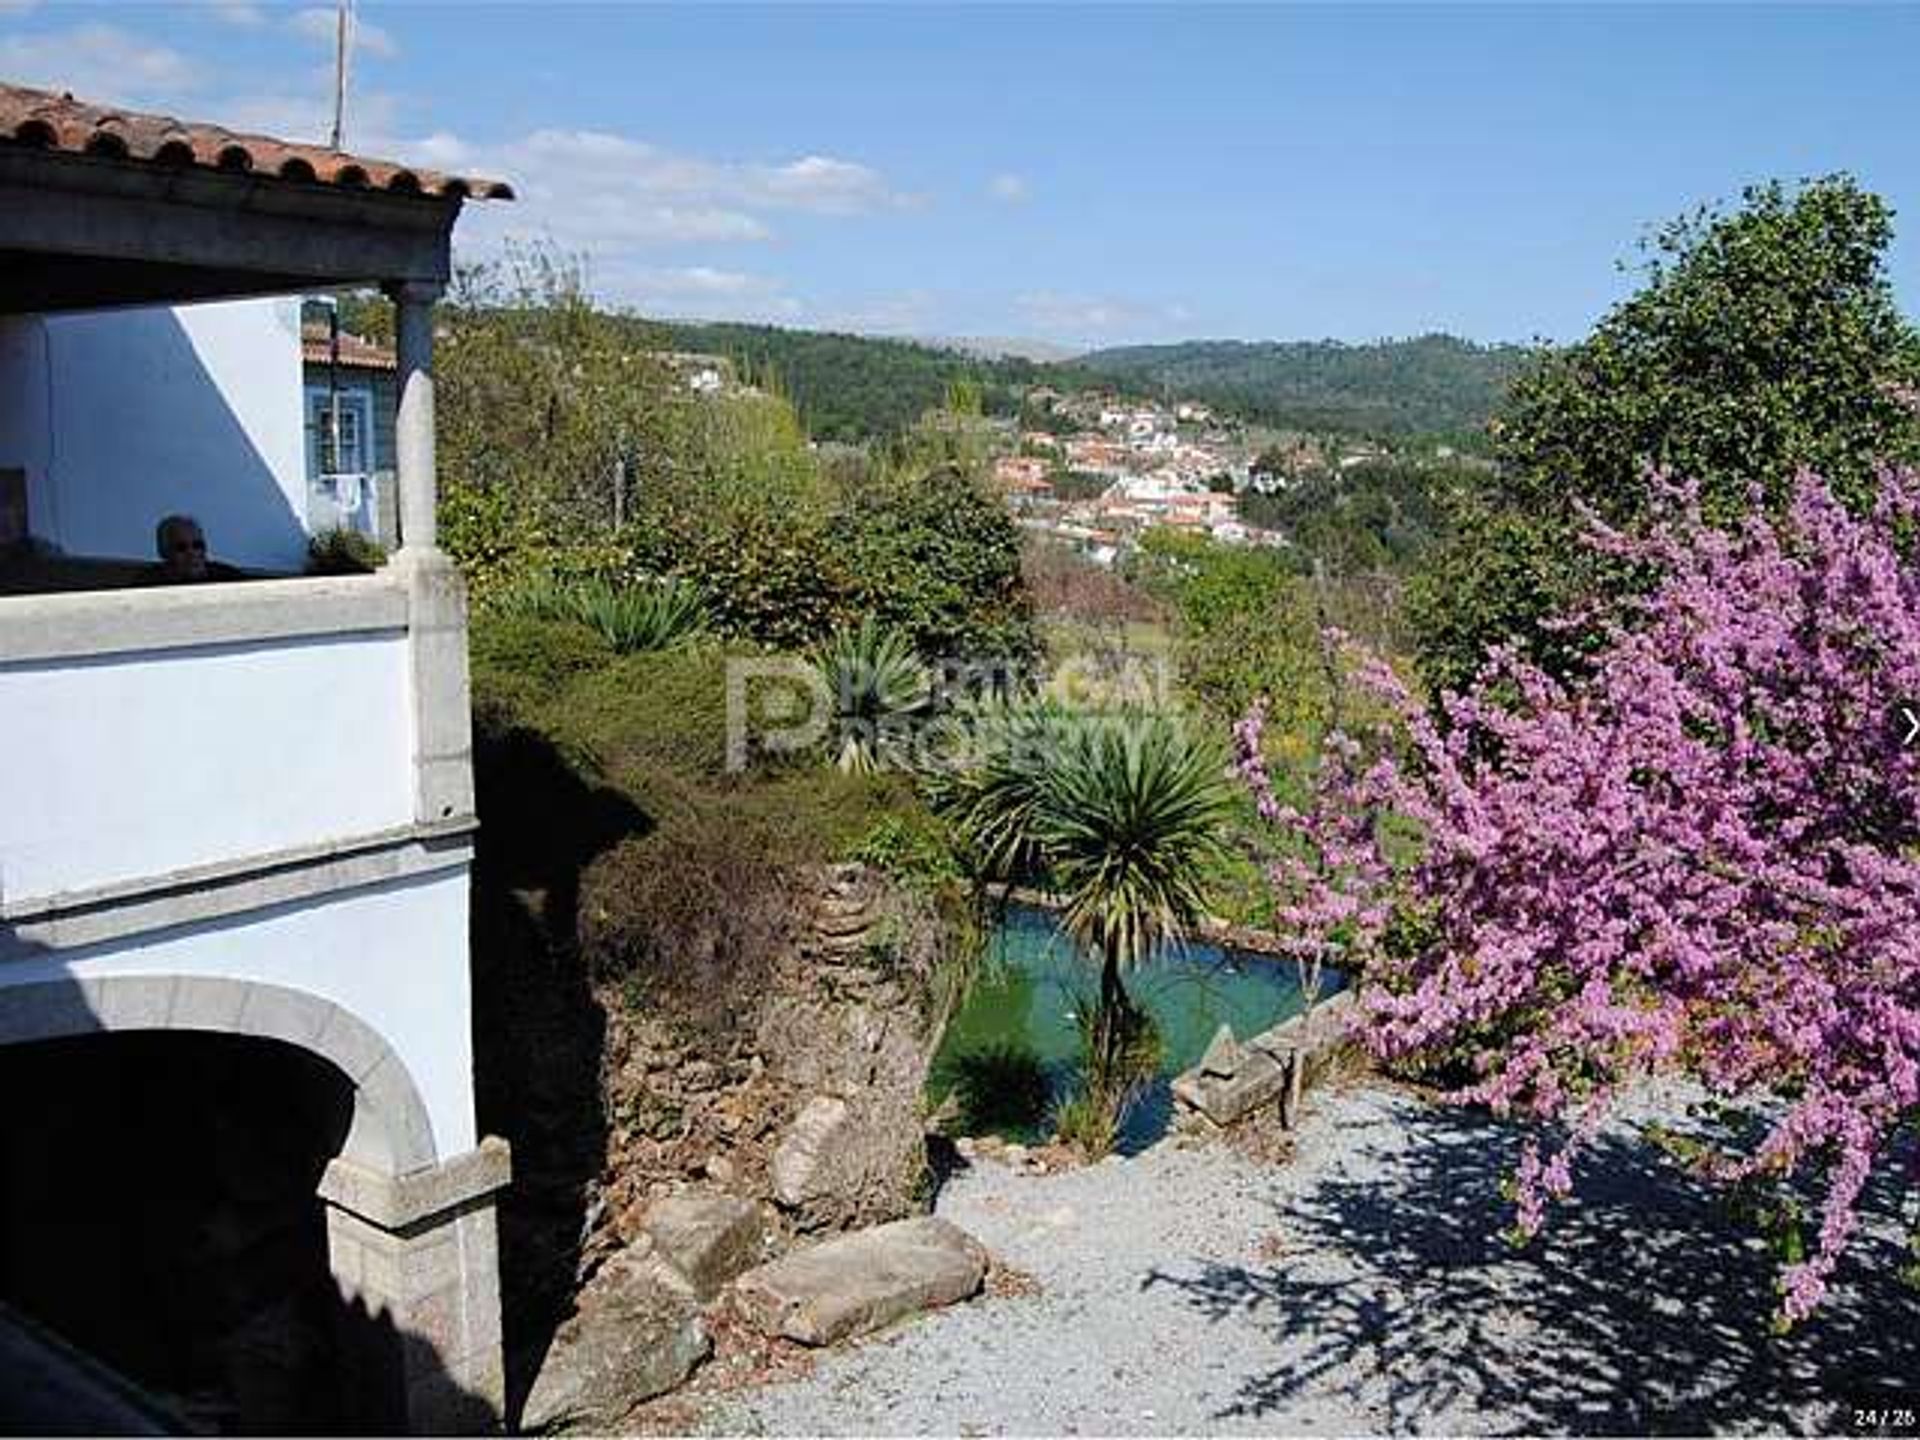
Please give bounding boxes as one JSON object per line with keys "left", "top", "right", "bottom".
{"left": 329, "top": 0, "right": 351, "bottom": 150}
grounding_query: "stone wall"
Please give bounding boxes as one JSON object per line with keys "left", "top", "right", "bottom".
{"left": 1171, "top": 991, "right": 1357, "bottom": 1129}
{"left": 591, "top": 862, "right": 950, "bottom": 1263}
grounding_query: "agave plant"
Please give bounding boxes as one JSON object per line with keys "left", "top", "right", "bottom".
{"left": 570, "top": 577, "right": 709, "bottom": 653}
{"left": 812, "top": 618, "right": 932, "bottom": 773}
{"left": 491, "top": 572, "right": 584, "bottom": 624}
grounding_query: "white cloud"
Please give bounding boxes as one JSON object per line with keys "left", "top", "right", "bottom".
{"left": 0, "top": 12, "right": 911, "bottom": 327}
{"left": 423, "top": 126, "right": 909, "bottom": 272}
{"left": 210, "top": 2, "right": 267, "bottom": 27}
{"left": 988, "top": 172, "right": 1029, "bottom": 204}
{"left": 0, "top": 24, "right": 204, "bottom": 106}
{"left": 288, "top": 5, "right": 398, "bottom": 61}
{"left": 595, "top": 263, "right": 802, "bottom": 321}
{"left": 623, "top": 266, "right": 775, "bottom": 298}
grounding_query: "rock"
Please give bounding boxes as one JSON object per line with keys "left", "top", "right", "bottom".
{"left": 1001, "top": 1143, "right": 1029, "bottom": 1167}
{"left": 770, "top": 1095, "right": 854, "bottom": 1210}
{"left": 641, "top": 1190, "right": 765, "bottom": 1299}
{"left": 731, "top": 1217, "right": 988, "bottom": 1346}
{"left": 703, "top": 1154, "right": 737, "bottom": 1185}
{"left": 520, "top": 1246, "right": 711, "bottom": 1430}
{"left": 1199, "top": 1023, "right": 1242, "bottom": 1078}
{"left": 1170, "top": 1047, "right": 1288, "bottom": 1126}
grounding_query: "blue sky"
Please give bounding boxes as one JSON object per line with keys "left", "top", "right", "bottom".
{"left": 4, "top": 2, "right": 1916, "bottom": 348}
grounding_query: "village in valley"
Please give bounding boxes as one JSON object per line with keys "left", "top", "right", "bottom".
{"left": 988, "top": 390, "right": 1391, "bottom": 563}
{"left": 2, "top": 3, "right": 1917, "bottom": 1437}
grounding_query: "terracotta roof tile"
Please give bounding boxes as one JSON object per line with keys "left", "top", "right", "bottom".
{"left": 301, "top": 323, "right": 396, "bottom": 370}
{"left": 0, "top": 82, "right": 514, "bottom": 200}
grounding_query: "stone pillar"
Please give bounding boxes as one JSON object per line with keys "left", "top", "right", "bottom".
{"left": 319, "top": 1138, "right": 511, "bottom": 1434}
{"left": 396, "top": 546, "right": 476, "bottom": 825}
{"left": 386, "top": 279, "right": 442, "bottom": 554}
{"left": 382, "top": 277, "right": 473, "bottom": 826}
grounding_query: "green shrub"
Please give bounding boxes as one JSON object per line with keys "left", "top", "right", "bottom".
{"left": 491, "top": 573, "right": 586, "bottom": 625}
{"left": 491, "top": 575, "right": 709, "bottom": 653}
{"left": 936, "top": 1041, "right": 1053, "bottom": 1137}
{"left": 1052, "top": 1089, "right": 1119, "bottom": 1156}
{"left": 468, "top": 614, "right": 614, "bottom": 732}
{"left": 552, "top": 645, "right": 738, "bottom": 793}
{"left": 577, "top": 811, "right": 798, "bottom": 1035}
{"left": 842, "top": 813, "right": 966, "bottom": 893}
{"left": 813, "top": 618, "right": 932, "bottom": 774}
{"left": 570, "top": 578, "right": 709, "bottom": 653}
{"left": 305, "top": 526, "right": 387, "bottom": 575}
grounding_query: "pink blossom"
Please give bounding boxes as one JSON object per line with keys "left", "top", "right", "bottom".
{"left": 1238, "top": 470, "right": 1920, "bottom": 1325}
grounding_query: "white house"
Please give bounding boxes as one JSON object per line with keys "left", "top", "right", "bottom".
{"left": 0, "top": 83, "right": 515, "bottom": 1432}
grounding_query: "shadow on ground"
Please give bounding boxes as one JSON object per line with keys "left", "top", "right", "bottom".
{"left": 1146, "top": 1092, "right": 1919, "bottom": 1434}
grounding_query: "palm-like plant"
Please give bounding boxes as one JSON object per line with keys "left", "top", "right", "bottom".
{"left": 1038, "top": 712, "right": 1234, "bottom": 1089}
{"left": 813, "top": 617, "right": 933, "bottom": 773}
{"left": 934, "top": 702, "right": 1234, "bottom": 1147}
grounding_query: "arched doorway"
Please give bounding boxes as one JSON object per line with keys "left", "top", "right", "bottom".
{"left": 0, "top": 1030, "right": 356, "bottom": 1432}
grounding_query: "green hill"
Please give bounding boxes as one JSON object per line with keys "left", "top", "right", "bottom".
{"left": 1064, "top": 334, "right": 1527, "bottom": 438}
{"left": 648, "top": 320, "right": 1045, "bottom": 443}
{"left": 647, "top": 320, "right": 1527, "bottom": 444}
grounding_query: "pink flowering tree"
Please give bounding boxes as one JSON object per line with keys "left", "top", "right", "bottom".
{"left": 1237, "top": 471, "right": 1920, "bottom": 1325}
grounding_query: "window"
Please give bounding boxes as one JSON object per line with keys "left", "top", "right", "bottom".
{"left": 304, "top": 387, "right": 374, "bottom": 478}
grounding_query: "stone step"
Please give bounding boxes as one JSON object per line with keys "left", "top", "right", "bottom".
{"left": 730, "top": 1216, "right": 988, "bottom": 1346}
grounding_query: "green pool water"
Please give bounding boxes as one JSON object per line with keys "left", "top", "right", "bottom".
{"left": 929, "top": 903, "right": 1339, "bottom": 1150}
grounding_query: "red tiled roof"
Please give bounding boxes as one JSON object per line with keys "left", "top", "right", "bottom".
{"left": 0, "top": 82, "right": 514, "bottom": 201}
{"left": 301, "top": 323, "right": 395, "bottom": 371}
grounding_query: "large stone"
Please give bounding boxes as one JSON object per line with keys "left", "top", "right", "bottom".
{"left": 519, "top": 1246, "right": 710, "bottom": 1431}
{"left": 641, "top": 1190, "right": 765, "bottom": 1299}
{"left": 769, "top": 1095, "right": 854, "bottom": 1210}
{"left": 731, "top": 1216, "right": 988, "bottom": 1347}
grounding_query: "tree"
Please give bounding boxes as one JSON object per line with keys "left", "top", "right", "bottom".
{"left": 1242, "top": 472, "right": 1920, "bottom": 1325}
{"left": 1412, "top": 175, "right": 1920, "bottom": 692}
{"left": 936, "top": 705, "right": 1234, "bottom": 1150}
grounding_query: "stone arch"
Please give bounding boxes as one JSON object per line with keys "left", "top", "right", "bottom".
{"left": 0, "top": 972, "right": 438, "bottom": 1172}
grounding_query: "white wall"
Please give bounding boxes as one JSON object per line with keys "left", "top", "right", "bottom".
{"left": 0, "top": 627, "right": 414, "bottom": 905}
{"left": 0, "top": 868, "right": 478, "bottom": 1160}
{"left": 0, "top": 298, "right": 309, "bottom": 571}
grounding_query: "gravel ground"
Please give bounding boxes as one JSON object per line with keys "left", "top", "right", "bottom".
{"left": 710, "top": 1080, "right": 1918, "bottom": 1436}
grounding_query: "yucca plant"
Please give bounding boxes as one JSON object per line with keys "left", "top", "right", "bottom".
{"left": 570, "top": 577, "right": 709, "bottom": 653}
{"left": 923, "top": 697, "right": 1080, "bottom": 882}
{"left": 812, "top": 618, "right": 932, "bottom": 773}
{"left": 933, "top": 702, "right": 1233, "bottom": 1151}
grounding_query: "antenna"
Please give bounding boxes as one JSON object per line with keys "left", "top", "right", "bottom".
{"left": 329, "top": 0, "right": 352, "bottom": 150}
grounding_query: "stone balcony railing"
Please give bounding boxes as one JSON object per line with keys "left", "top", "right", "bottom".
{"left": 0, "top": 563, "right": 473, "bottom": 939}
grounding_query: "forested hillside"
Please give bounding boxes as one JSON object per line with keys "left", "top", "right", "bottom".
{"left": 1064, "top": 334, "right": 1526, "bottom": 438}
{"left": 648, "top": 320, "right": 1526, "bottom": 443}
{"left": 649, "top": 320, "right": 1045, "bottom": 442}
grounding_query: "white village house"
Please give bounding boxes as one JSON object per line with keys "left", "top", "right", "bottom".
{"left": 0, "top": 83, "right": 516, "bottom": 1431}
